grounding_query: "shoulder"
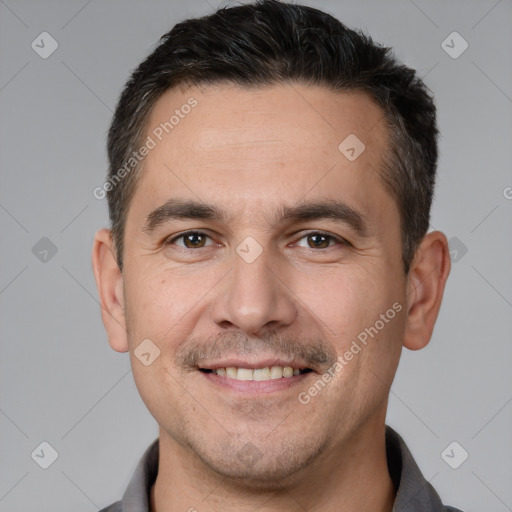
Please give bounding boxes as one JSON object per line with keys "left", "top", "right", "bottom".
{"left": 98, "top": 501, "right": 122, "bottom": 512}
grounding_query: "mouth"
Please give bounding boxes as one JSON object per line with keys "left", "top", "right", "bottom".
{"left": 199, "top": 365, "right": 314, "bottom": 381}
{"left": 196, "top": 358, "right": 316, "bottom": 394}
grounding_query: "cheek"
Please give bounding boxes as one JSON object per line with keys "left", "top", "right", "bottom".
{"left": 297, "top": 265, "right": 398, "bottom": 343}
{"left": 123, "top": 269, "right": 196, "bottom": 345}
{"left": 130, "top": 354, "right": 194, "bottom": 441}
{"left": 298, "top": 262, "right": 405, "bottom": 392}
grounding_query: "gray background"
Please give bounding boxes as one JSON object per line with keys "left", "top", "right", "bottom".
{"left": 0, "top": 0, "right": 511, "bottom": 510}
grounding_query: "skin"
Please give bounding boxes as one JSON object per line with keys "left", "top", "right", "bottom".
{"left": 92, "top": 83, "right": 451, "bottom": 512}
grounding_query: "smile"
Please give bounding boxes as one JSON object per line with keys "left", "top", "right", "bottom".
{"left": 199, "top": 366, "right": 313, "bottom": 381}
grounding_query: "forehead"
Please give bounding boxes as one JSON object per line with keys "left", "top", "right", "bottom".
{"left": 131, "top": 82, "right": 392, "bottom": 223}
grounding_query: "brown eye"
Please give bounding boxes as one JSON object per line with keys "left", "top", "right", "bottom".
{"left": 295, "top": 231, "right": 343, "bottom": 250}
{"left": 293, "top": 231, "right": 349, "bottom": 250}
{"left": 167, "top": 231, "right": 213, "bottom": 248}
{"left": 183, "top": 232, "right": 206, "bottom": 248}
{"left": 307, "top": 233, "right": 332, "bottom": 249}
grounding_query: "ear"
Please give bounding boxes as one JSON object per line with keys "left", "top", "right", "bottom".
{"left": 91, "top": 228, "right": 129, "bottom": 353}
{"left": 403, "top": 231, "right": 451, "bottom": 351}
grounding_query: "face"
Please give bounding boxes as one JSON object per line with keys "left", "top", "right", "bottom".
{"left": 119, "top": 83, "right": 408, "bottom": 484}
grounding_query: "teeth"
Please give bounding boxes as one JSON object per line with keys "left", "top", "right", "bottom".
{"left": 270, "top": 366, "right": 283, "bottom": 379}
{"left": 226, "top": 367, "right": 238, "bottom": 379}
{"left": 283, "top": 367, "right": 294, "bottom": 378}
{"left": 237, "top": 368, "right": 254, "bottom": 381}
{"left": 253, "top": 367, "right": 270, "bottom": 381}
{"left": 213, "top": 366, "right": 305, "bottom": 381}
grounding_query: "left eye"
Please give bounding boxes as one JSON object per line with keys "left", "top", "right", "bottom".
{"left": 295, "top": 232, "right": 342, "bottom": 249}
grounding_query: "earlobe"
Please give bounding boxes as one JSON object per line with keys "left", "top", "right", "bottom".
{"left": 403, "top": 231, "right": 451, "bottom": 351}
{"left": 91, "top": 228, "right": 129, "bottom": 353}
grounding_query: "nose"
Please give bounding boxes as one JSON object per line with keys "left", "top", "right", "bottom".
{"left": 211, "top": 246, "right": 297, "bottom": 336}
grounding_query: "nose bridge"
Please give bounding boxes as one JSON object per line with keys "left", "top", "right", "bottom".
{"left": 211, "top": 239, "right": 297, "bottom": 334}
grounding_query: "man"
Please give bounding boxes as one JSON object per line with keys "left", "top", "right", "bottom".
{"left": 92, "top": 1, "right": 459, "bottom": 510}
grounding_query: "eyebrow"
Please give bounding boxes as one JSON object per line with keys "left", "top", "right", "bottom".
{"left": 143, "top": 198, "right": 369, "bottom": 236}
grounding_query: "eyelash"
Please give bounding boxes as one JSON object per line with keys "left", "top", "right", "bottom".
{"left": 164, "top": 230, "right": 348, "bottom": 250}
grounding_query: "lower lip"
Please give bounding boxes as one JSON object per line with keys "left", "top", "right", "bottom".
{"left": 200, "top": 371, "right": 313, "bottom": 394}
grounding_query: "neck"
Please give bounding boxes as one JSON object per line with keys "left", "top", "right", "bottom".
{"left": 150, "top": 420, "right": 395, "bottom": 512}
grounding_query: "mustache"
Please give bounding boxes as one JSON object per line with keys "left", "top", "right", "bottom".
{"left": 174, "top": 330, "right": 338, "bottom": 371}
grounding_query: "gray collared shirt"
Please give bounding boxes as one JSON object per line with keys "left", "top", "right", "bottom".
{"left": 99, "top": 426, "right": 463, "bottom": 512}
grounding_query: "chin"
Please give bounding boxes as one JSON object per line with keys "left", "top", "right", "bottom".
{"left": 188, "top": 435, "right": 328, "bottom": 490}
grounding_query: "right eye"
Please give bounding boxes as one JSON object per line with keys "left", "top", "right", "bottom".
{"left": 164, "top": 230, "right": 215, "bottom": 249}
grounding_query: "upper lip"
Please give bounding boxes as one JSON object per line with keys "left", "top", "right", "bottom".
{"left": 197, "top": 358, "right": 314, "bottom": 371}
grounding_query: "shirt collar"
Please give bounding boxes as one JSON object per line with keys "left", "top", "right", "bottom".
{"left": 121, "top": 438, "right": 159, "bottom": 512}
{"left": 385, "top": 426, "right": 452, "bottom": 511}
{"left": 116, "top": 426, "right": 456, "bottom": 512}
